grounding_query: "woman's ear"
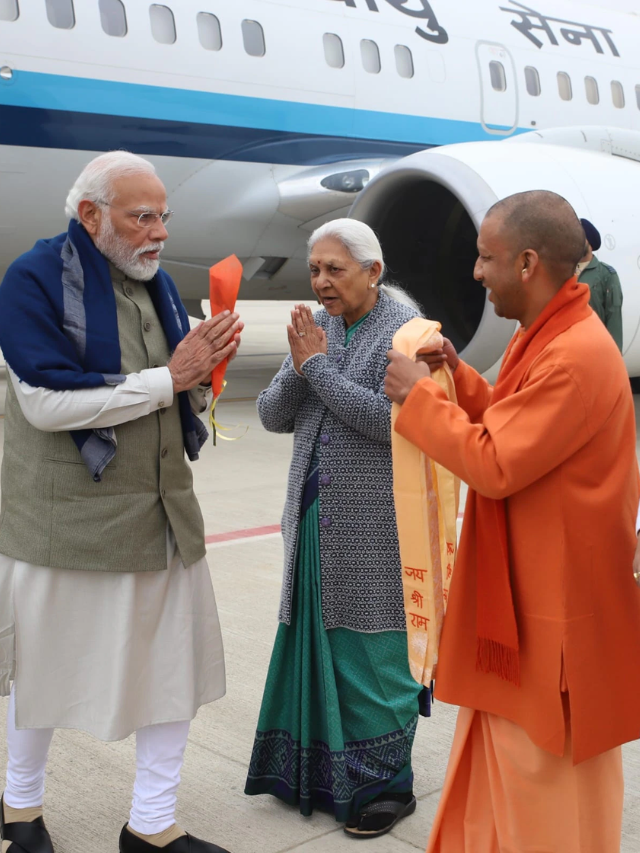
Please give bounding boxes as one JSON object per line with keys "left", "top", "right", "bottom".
{"left": 369, "top": 260, "right": 383, "bottom": 286}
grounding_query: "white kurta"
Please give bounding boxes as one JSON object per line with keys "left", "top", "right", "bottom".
{"left": 0, "top": 369, "right": 225, "bottom": 741}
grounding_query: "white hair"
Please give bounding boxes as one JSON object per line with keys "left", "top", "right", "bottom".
{"left": 64, "top": 151, "right": 157, "bottom": 221}
{"left": 307, "top": 218, "right": 422, "bottom": 314}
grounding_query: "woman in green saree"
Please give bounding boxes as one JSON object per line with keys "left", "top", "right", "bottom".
{"left": 245, "top": 220, "right": 425, "bottom": 838}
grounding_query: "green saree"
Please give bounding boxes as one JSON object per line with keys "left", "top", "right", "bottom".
{"left": 245, "top": 313, "right": 422, "bottom": 821}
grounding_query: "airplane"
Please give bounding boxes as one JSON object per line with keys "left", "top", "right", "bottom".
{"left": 1, "top": 0, "right": 640, "bottom": 376}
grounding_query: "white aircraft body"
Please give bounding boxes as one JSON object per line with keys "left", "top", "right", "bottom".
{"left": 2, "top": 0, "right": 640, "bottom": 373}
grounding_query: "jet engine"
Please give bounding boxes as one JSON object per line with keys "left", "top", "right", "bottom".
{"left": 348, "top": 128, "right": 640, "bottom": 375}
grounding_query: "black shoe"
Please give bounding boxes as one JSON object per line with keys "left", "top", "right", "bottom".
{"left": 119, "top": 824, "right": 231, "bottom": 853}
{"left": 0, "top": 795, "right": 55, "bottom": 853}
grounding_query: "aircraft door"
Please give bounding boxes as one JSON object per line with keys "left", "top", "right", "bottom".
{"left": 476, "top": 42, "right": 518, "bottom": 135}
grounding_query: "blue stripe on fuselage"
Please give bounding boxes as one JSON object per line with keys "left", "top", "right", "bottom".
{"left": 0, "top": 105, "right": 431, "bottom": 164}
{"left": 0, "top": 70, "right": 521, "bottom": 163}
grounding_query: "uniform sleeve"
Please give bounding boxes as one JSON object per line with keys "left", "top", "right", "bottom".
{"left": 604, "top": 270, "right": 624, "bottom": 352}
{"left": 395, "top": 363, "right": 600, "bottom": 500}
{"left": 9, "top": 366, "right": 174, "bottom": 431}
{"left": 582, "top": 267, "right": 605, "bottom": 325}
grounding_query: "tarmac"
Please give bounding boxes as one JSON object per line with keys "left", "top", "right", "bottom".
{"left": 0, "top": 300, "right": 639, "bottom": 852}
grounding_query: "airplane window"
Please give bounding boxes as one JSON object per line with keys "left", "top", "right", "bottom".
{"left": 524, "top": 66, "right": 540, "bottom": 97}
{"left": 242, "top": 20, "right": 265, "bottom": 57}
{"left": 100, "top": 0, "right": 127, "bottom": 37}
{"left": 611, "top": 80, "right": 625, "bottom": 109}
{"left": 45, "top": 0, "right": 75, "bottom": 29}
{"left": 197, "top": 12, "right": 222, "bottom": 51}
{"left": 323, "top": 33, "right": 345, "bottom": 69}
{"left": 361, "top": 39, "right": 381, "bottom": 74}
{"left": 0, "top": 0, "right": 19, "bottom": 22}
{"left": 489, "top": 61, "right": 506, "bottom": 92}
{"left": 149, "top": 4, "right": 176, "bottom": 45}
{"left": 395, "top": 45, "right": 414, "bottom": 79}
{"left": 557, "top": 72, "right": 572, "bottom": 101}
{"left": 585, "top": 76, "right": 599, "bottom": 105}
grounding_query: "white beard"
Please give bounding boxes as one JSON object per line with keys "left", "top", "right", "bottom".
{"left": 95, "top": 215, "right": 164, "bottom": 282}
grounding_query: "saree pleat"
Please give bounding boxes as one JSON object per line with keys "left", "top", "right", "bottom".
{"left": 245, "top": 498, "right": 421, "bottom": 821}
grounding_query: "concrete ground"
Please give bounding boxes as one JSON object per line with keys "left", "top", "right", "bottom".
{"left": 0, "top": 301, "right": 639, "bottom": 852}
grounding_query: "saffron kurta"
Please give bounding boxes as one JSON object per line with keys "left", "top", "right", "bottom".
{"left": 395, "top": 305, "right": 640, "bottom": 765}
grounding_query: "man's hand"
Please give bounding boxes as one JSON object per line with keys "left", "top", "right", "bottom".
{"left": 168, "top": 311, "right": 244, "bottom": 394}
{"left": 416, "top": 337, "right": 460, "bottom": 373}
{"left": 385, "top": 350, "right": 432, "bottom": 405}
{"left": 633, "top": 533, "right": 640, "bottom": 588}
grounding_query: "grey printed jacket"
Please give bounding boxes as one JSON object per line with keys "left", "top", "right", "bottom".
{"left": 257, "top": 291, "right": 418, "bottom": 632}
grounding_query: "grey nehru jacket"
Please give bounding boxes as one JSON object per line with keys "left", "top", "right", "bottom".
{"left": 0, "top": 265, "right": 206, "bottom": 572}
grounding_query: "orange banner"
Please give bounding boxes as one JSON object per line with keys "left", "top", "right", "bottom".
{"left": 209, "top": 255, "right": 243, "bottom": 398}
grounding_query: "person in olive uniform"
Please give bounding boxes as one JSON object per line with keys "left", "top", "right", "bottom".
{"left": 577, "top": 218, "right": 623, "bottom": 351}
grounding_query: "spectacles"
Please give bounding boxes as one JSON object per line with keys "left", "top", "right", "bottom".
{"left": 97, "top": 201, "right": 174, "bottom": 228}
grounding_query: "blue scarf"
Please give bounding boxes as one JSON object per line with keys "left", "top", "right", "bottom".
{"left": 0, "top": 219, "right": 208, "bottom": 480}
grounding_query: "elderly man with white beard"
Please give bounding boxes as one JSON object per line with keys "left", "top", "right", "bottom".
{"left": 0, "top": 152, "right": 240, "bottom": 853}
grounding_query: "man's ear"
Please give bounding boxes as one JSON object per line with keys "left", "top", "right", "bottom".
{"left": 520, "top": 249, "right": 539, "bottom": 283}
{"left": 77, "top": 199, "right": 102, "bottom": 237}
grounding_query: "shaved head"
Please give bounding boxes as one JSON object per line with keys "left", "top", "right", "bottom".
{"left": 475, "top": 190, "right": 589, "bottom": 328}
{"left": 485, "top": 190, "right": 586, "bottom": 285}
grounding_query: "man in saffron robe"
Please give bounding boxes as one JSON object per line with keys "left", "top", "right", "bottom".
{"left": 384, "top": 190, "right": 640, "bottom": 853}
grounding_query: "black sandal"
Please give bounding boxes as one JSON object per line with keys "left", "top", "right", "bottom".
{"left": 0, "top": 795, "right": 55, "bottom": 853}
{"left": 343, "top": 795, "right": 417, "bottom": 839}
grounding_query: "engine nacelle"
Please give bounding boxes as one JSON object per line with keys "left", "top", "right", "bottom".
{"left": 348, "top": 133, "right": 640, "bottom": 375}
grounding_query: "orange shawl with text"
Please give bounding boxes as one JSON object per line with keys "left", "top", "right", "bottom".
{"left": 391, "top": 318, "right": 460, "bottom": 686}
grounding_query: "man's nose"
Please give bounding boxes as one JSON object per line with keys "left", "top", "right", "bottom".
{"left": 473, "top": 258, "right": 483, "bottom": 282}
{"left": 149, "top": 219, "right": 169, "bottom": 241}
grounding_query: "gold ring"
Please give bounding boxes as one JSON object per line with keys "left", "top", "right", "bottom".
{"left": 298, "top": 331, "right": 306, "bottom": 337}
{"left": 634, "top": 571, "right": 640, "bottom": 581}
